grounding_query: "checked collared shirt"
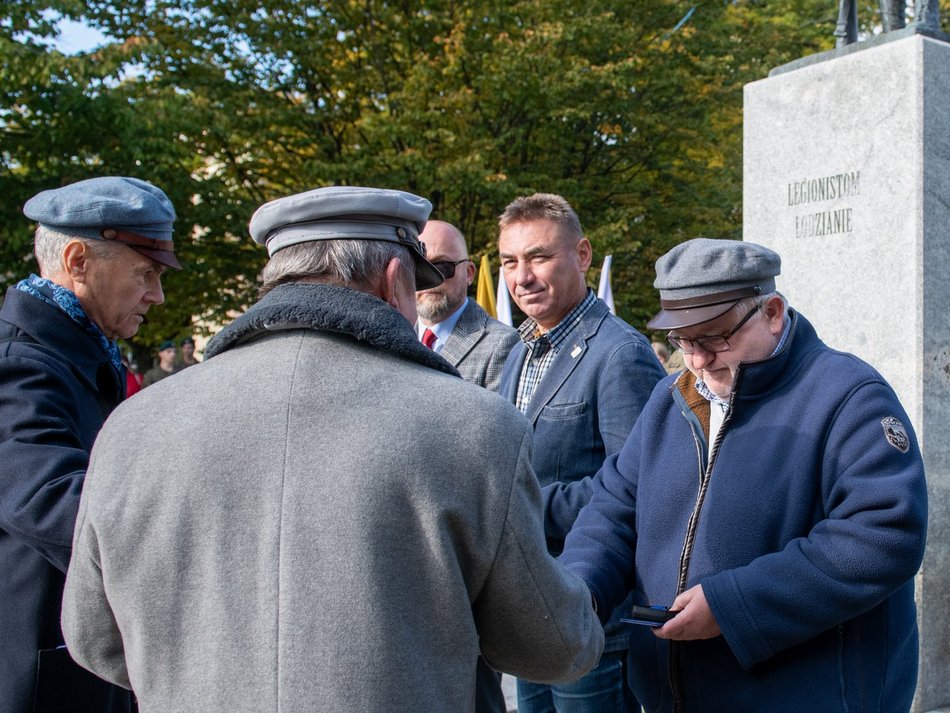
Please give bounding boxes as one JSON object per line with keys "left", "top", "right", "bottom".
{"left": 514, "top": 289, "right": 597, "bottom": 414}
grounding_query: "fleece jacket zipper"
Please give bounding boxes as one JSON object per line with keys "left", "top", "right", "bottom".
{"left": 669, "top": 376, "right": 740, "bottom": 713}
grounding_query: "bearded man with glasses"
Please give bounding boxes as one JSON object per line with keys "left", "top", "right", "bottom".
{"left": 559, "top": 237, "right": 927, "bottom": 712}
{"left": 416, "top": 220, "right": 518, "bottom": 394}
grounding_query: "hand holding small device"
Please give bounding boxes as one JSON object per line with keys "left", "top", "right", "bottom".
{"left": 622, "top": 605, "right": 679, "bottom": 627}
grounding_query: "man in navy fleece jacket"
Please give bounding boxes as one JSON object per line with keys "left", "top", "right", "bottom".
{"left": 559, "top": 238, "right": 927, "bottom": 713}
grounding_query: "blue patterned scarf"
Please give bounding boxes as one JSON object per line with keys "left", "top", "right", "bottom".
{"left": 16, "top": 274, "right": 123, "bottom": 372}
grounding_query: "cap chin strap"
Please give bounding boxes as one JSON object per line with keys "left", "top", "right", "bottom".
{"left": 658, "top": 285, "right": 762, "bottom": 310}
{"left": 100, "top": 228, "right": 175, "bottom": 252}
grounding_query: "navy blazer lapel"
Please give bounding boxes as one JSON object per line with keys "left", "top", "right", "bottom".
{"left": 524, "top": 300, "right": 609, "bottom": 424}
{"left": 439, "top": 300, "right": 483, "bottom": 367}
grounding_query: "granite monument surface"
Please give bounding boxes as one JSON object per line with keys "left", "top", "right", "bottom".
{"left": 744, "top": 30, "right": 950, "bottom": 713}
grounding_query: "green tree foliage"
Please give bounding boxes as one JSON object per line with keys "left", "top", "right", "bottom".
{"left": 1, "top": 0, "right": 846, "bottom": 343}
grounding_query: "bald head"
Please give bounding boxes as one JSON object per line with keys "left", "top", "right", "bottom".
{"left": 416, "top": 221, "right": 475, "bottom": 325}
{"left": 420, "top": 221, "right": 467, "bottom": 260}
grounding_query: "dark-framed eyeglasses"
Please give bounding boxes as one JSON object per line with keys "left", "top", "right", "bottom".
{"left": 667, "top": 304, "right": 761, "bottom": 354}
{"left": 430, "top": 259, "right": 471, "bottom": 279}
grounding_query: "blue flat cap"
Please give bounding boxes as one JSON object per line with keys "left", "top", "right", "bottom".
{"left": 647, "top": 238, "right": 781, "bottom": 330}
{"left": 23, "top": 176, "right": 180, "bottom": 269}
{"left": 249, "top": 186, "right": 443, "bottom": 290}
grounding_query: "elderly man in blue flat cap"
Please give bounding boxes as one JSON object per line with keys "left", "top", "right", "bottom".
{"left": 61, "top": 185, "right": 604, "bottom": 713}
{"left": 0, "top": 176, "right": 178, "bottom": 713}
{"left": 559, "top": 238, "right": 927, "bottom": 713}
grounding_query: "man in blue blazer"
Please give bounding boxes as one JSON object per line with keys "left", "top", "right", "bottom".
{"left": 497, "top": 193, "right": 665, "bottom": 713}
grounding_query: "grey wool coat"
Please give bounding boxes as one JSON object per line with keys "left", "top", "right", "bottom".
{"left": 62, "top": 283, "right": 604, "bottom": 713}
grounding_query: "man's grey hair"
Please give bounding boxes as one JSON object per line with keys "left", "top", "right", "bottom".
{"left": 259, "top": 239, "right": 415, "bottom": 296}
{"left": 34, "top": 225, "right": 123, "bottom": 275}
{"left": 498, "top": 193, "right": 583, "bottom": 241}
{"left": 735, "top": 291, "right": 788, "bottom": 319}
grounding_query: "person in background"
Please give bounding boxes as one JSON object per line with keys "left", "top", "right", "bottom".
{"left": 561, "top": 238, "right": 927, "bottom": 712}
{"left": 124, "top": 353, "right": 144, "bottom": 398}
{"left": 652, "top": 339, "right": 685, "bottom": 375}
{"left": 0, "top": 175, "right": 177, "bottom": 713}
{"left": 141, "top": 340, "right": 179, "bottom": 387}
{"left": 497, "top": 193, "right": 665, "bottom": 713}
{"left": 651, "top": 340, "right": 670, "bottom": 368}
{"left": 62, "top": 185, "right": 604, "bottom": 713}
{"left": 178, "top": 336, "right": 199, "bottom": 368}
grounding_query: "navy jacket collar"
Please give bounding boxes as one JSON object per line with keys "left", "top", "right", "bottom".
{"left": 732, "top": 310, "right": 821, "bottom": 401}
{"left": 1, "top": 287, "right": 121, "bottom": 394}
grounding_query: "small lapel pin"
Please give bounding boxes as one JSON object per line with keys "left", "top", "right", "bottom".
{"left": 570, "top": 344, "right": 582, "bottom": 358}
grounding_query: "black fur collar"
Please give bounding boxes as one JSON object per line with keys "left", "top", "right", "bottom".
{"left": 205, "top": 282, "right": 460, "bottom": 377}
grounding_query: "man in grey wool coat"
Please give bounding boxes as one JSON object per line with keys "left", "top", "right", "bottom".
{"left": 62, "top": 185, "right": 605, "bottom": 713}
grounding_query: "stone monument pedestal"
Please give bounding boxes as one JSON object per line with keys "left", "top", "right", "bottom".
{"left": 743, "top": 31, "right": 950, "bottom": 713}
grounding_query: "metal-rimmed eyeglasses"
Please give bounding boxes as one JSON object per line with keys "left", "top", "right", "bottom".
{"left": 667, "top": 304, "right": 760, "bottom": 354}
{"left": 430, "top": 259, "right": 471, "bottom": 279}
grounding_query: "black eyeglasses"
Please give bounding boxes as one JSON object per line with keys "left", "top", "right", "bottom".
{"left": 667, "top": 304, "right": 761, "bottom": 354}
{"left": 430, "top": 259, "right": 470, "bottom": 279}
